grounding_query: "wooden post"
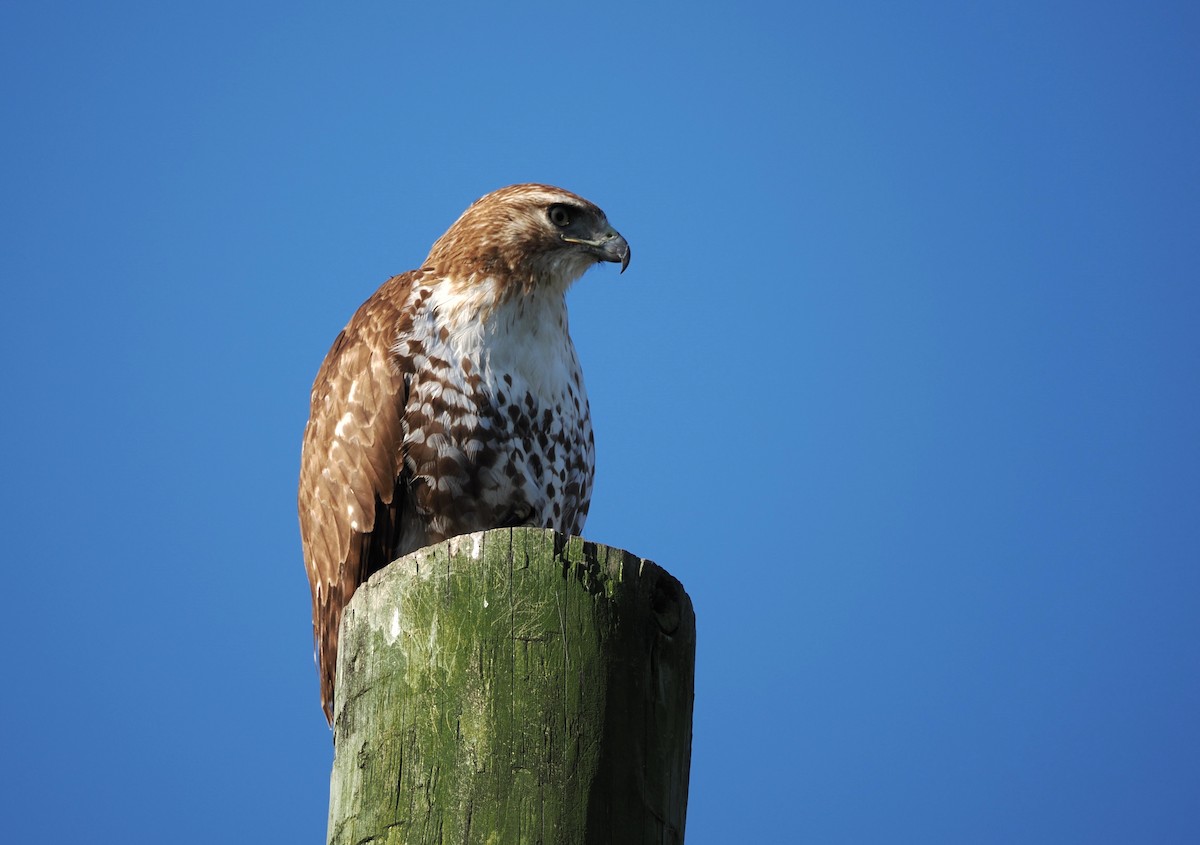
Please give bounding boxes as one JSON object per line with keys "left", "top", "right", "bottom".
{"left": 326, "top": 527, "right": 695, "bottom": 845}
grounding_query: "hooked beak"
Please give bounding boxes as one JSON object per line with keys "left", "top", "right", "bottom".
{"left": 562, "top": 229, "right": 631, "bottom": 273}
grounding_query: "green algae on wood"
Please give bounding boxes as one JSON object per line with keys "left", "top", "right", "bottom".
{"left": 326, "top": 528, "right": 695, "bottom": 845}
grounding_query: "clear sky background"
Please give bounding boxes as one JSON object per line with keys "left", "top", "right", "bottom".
{"left": 3, "top": 2, "right": 1198, "bottom": 842}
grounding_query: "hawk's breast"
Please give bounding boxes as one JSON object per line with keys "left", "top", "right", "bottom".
{"left": 396, "top": 282, "right": 594, "bottom": 550}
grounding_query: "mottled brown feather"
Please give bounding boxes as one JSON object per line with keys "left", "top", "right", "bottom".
{"left": 298, "top": 272, "right": 416, "bottom": 724}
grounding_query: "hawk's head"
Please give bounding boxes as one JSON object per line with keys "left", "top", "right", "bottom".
{"left": 424, "top": 184, "right": 630, "bottom": 297}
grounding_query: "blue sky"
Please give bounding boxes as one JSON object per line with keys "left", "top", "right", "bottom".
{"left": 3, "top": 1, "right": 1198, "bottom": 842}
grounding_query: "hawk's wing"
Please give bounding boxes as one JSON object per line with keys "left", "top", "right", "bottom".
{"left": 298, "top": 272, "right": 416, "bottom": 725}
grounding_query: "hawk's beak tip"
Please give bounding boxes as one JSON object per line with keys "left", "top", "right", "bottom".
{"left": 607, "top": 232, "right": 630, "bottom": 274}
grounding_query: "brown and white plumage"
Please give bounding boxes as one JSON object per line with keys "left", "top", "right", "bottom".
{"left": 298, "top": 184, "right": 630, "bottom": 724}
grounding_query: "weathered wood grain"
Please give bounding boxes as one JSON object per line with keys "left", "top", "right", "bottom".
{"left": 327, "top": 527, "right": 695, "bottom": 845}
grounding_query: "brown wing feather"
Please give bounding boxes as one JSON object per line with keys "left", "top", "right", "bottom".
{"left": 298, "top": 271, "right": 418, "bottom": 725}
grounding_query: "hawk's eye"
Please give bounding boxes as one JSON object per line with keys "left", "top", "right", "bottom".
{"left": 548, "top": 205, "right": 572, "bottom": 228}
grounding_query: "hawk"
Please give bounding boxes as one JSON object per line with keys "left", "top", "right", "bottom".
{"left": 298, "top": 184, "right": 630, "bottom": 724}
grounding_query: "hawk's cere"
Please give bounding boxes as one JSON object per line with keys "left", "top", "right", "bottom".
{"left": 298, "top": 184, "right": 630, "bottom": 724}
